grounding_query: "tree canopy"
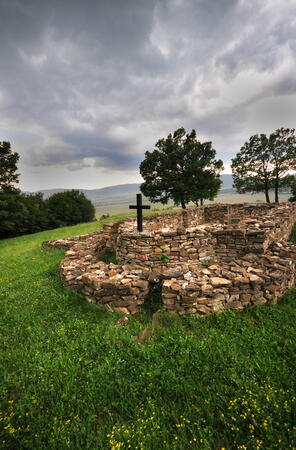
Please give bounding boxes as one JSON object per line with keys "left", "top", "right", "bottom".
{"left": 0, "top": 141, "right": 20, "bottom": 191}
{"left": 288, "top": 175, "right": 296, "bottom": 202}
{"left": 231, "top": 128, "right": 296, "bottom": 202}
{"left": 140, "top": 127, "right": 223, "bottom": 208}
{"left": 0, "top": 142, "right": 96, "bottom": 238}
{"left": 46, "top": 190, "right": 96, "bottom": 227}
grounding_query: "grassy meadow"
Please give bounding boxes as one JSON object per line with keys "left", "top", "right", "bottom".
{"left": 0, "top": 217, "right": 296, "bottom": 449}
{"left": 94, "top": 193, "right": 291, "bottom": 218}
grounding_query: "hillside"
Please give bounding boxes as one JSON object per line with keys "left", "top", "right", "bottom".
{"left": 26, "top": 174, "right": 234, "bottom": 201}
{"left": 25, "top": 175, "right": 291, "bottom": 217}
{"left": 0, "top": 219, "right": 295, "bottom": 448}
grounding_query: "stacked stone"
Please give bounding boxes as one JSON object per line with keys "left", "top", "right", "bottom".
{"left": 43, "top": 202, "right": 296, "bottom": 316}
{"left": 162, "top": 244, "right": 296, "bottom": 315}
{"left": 143, "top": 208, "right": 205, "bottom": 231}
{"left": 43, "top": 231, "right": 102, "bottom": 250}
{"left": 213, "top": 203, "right": 296, "bottom": 259}
{"left": 60, "top": 237, "right": 150, "bottom": 315}
{"left": 204, "top": 204, "right": 230, "bottom": 223}
{"left": 116, "top": 225, "right": 220, "bottom": 266}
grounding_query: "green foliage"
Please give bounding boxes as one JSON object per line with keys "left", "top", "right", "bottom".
{"left": 0, "top": 189, "right": 30, "bottom": 238}
{"left": 0, "top": 141, "right": 20, "bottom": 191}
{"left": 289, "top": 223, "right": 296, "bottom": 243}
{"left": 21, "top": 193, "right": 50, "bottom": 234}
{"left": 269, "top": 128, "right": 296, "bottom": 202}
{"left": 232, "top": 128, "right": 296, "bottom": 203}
{"left": 288, "top": 175, "right": 296, "bottom": 202}
{"left": 98, "top": 247, "right": 118, "bottom": 264}
{"left": 159, "top": 253, "right": 169, "bottom": 262}
{"left": 140, "top": 127, "right": 223, "bottom": 209}
{"left": 144, "top": 282, "right": 163, "bottom": 314}
{"left": 46, "top": 190, "right": 96, "bottom": 227}
{"left": 0, "top": 189, "right": 96, "bottom": 239}
{"left": 0, "top": 142, "right": 96, "bottom": 238}
{"left": 0, "top": 221, "right": 295, "bottom": 448}
{"left": 202, "top": 260, "right": 216, "bottom": 268}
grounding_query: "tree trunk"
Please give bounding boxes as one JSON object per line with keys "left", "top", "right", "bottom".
{"left": 200, "top": 198, "right": 204, "bottom": 206}
{"left": 181, "top": 200, "right": 186, "bottom": 209}
{"left": 264, "top": 186, "right": 270, "bottom": 203}
{"left": 274, "top": 171, "right": 279, "bottom": 203}
{"left": 264, "top": 173, "right": 270, "bottom": 203}
{"left": 275, "top": 180, "right": 279, "bottom": 203}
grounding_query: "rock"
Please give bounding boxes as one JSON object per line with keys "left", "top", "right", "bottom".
{"left": 114, "top": 307, "right": 130, "bottom": 315}
{"left": 195, "top": 305, "right": 211, "bottom": 315}
{"left": 134, "top": 328, "right": 151, "bottom": 343}
{"left": 171, "top": 282, "right": 182, "bottom": 291}
{"left": 162, "top": 268, "right": 186, "bottom": 279}
{"left": 45, "top": 202, "right": 296, "bottom": 318}
{"left": 249, "top": 274, "right": 263, "bottom": 283}
{"left": 210, "top": 277, "right": 232, "bottom": 287}
{"left": 116, "top": 315, "right": 129, "bottom": 325}
{"left": 183, "top": 271, "right": 192, "bottom": 280}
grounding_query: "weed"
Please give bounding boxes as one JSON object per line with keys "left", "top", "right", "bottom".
{"left": 202, "top": 260, "right": 216, "bottom": 268}
{"left": 289, "top": 223, "right": 296, "bottom": 243}
{"left": 98, "top": 247, "right": 118, "bottom": 264}
{"left": 159, "top": 253, "right": 169, "bottom": 263}
{"left": 0, "top": 219, "right": 295, "bottom": 448}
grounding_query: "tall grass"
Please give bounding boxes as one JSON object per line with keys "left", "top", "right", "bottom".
{"left": 0, "top": 219, "right": 295, "bottom": 449}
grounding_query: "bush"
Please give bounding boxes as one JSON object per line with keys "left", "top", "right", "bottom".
{"left": 46, "top": 190, "right": 96, "bottom": 227}
{"left": 21, "top": 193, "right": 50, "bottom": 234}
{"left": 0, "top": 189, "right": 29, "bottom": 238}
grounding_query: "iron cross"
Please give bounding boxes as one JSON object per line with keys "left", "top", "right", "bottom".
{"left": 129, "top": 193, "right": 150, "bottom": 232}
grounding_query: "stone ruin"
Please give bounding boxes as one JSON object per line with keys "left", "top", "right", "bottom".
{"left": 43, "top": 203, "right": 296, "bottom": 316}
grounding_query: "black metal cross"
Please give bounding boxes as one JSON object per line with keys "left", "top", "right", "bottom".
{"left": 129, "top": 193, "right": 150, "bottom": 232}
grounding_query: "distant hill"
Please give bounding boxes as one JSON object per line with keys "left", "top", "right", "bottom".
{"left": 26, "top": 174, "right": 234, "bottom": 205}
{"left": 29, "top": 183, "right": 141, "bottom": 201}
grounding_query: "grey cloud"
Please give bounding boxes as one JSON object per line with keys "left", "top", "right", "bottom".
{"left": 0, "top": 0, "right": 295, "bottom": 190}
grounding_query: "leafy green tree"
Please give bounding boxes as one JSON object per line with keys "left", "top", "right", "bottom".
{"left": 22, "top": 193, "right": 49, "bottom": 233}
{"left": 189, "top": 170, "right": 222, "bottom": 207}
{"left": 231, "top": 134, "right": 272, "bottom": 203}
{"left": 0, "top": 141, "right": 27, "bottom": 238}
{"left": 46, "top": 190, "right": 96, "bottom": 227}
{"left": 269, "top": 128, "right": 296, "bottom": 202}
{"left": 232, "top": 129, "right": 296, "bottom": 203}
{"left": 140, "top": 128, "right": 223, "bottom": 209}
{"left": 0, "top": 190, "right": 29, "bottom": 238}
{"left": 287, "top": 175, "right": 296, "bottom": 202}
{"left": 0, "top": 141, "right": 20, "bottom": 191}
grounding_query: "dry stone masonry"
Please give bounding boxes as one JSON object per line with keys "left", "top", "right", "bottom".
{"left": 43, "top": 203, "right": 296, "bottom": 316}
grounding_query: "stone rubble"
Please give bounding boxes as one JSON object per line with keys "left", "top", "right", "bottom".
{"left": 43, "top": 203, "right": 296, "bottom": 315}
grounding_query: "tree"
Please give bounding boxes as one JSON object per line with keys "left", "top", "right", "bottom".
{"left": 231, "top": 129, "right": 296, "bottom": 203}
{"left": 22, "top": 193, "right": 49, "bottom": 233}
{"left": 46, "top": 190, "right": 96, "bottom": 227}
{"left": 231, "top": 134, "right": 272, "bottom": 203}
{"left": 0, "top": 141, "right": 20, "bottom": 191}
{"left": 287, "top": 175, "right": 296, "bottom": 202}
{"left": 190, "top": 170, "right": 222, "bottom": 206}
{"left": 0, "top": 189, "right": 29, "bottom": 238}
{"left": 140, "top": 128, "right": 223, "bottom": 209}
{"left": 269, "top": 128, "right": 296, "bottom": 202}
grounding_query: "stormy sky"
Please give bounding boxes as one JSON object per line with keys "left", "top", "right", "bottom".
{"left": 0, "top": 0, "right": 295, "bottom": 191}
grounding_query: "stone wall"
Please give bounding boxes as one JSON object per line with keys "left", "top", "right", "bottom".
{"left": 113, "top": 203, "right": 296, "bottom": 265}
{"left": 162, "top": 243, "right": 296, "bottom": 314}
{"left": 214, "top": 204, "right": 296, "bottom": 258}
{"left": 43, "top": 202, "right": 296, "bottom": 316}
{"left": 116, "top": 226, "right": 218, "bottom": 266}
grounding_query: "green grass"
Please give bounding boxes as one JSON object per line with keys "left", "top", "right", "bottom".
{"left": 0, "top": 219, "right": 296, "bottom": 449}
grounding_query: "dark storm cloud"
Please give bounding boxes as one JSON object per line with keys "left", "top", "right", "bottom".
{"left": 0, "top": 0, "right": 295, "bottom": 186}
